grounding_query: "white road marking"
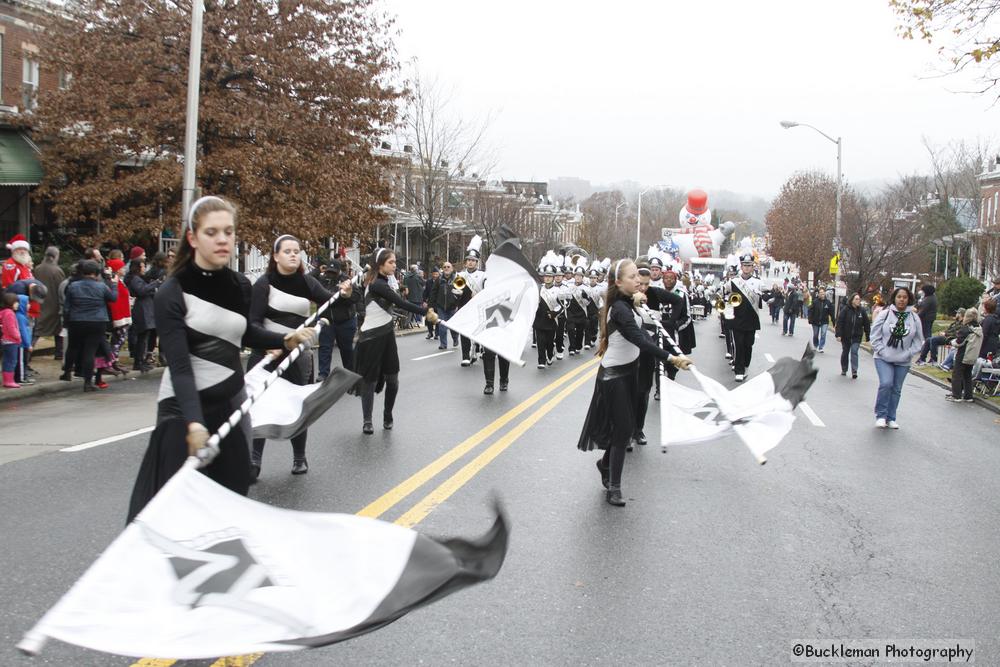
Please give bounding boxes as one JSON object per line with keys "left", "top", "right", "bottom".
{"left": 61, "top": 426, "right": 155, "bottom": 452}
{"left": 798, "top": 401, "right": 826, "bottom": 427}
{"left": 412, "top": 350, "right": 453, "bottom": 361}
{"left": 764, "top": 353, "right": 775, "bottom": 363}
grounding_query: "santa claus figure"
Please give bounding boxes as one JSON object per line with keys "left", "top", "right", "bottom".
{"left": 3, "top": 234, "right": 38, "bottom": 318}
{"left": 3, "top": 234, "right": 32, "bottom": 287}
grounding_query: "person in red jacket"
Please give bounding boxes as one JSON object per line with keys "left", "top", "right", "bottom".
{"left": 94, "top": 258, "right": 132, "bottom": 387}
{"left": 2, "top": 234, "right": 36, "bottom": 318}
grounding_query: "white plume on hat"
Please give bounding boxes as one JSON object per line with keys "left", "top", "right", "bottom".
{"left": 465, "top": 234, "right": 483, "bottom": 260}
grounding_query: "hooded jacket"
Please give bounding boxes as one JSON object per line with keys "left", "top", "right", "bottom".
{"left": 871, "top": 304, "right": 924, "bottom": 364}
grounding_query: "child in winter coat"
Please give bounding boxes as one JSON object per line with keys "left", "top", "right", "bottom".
{"left": 1, "top": 292, "right": 22, "bottom": 387}
{"left": 947, "top": 308, "right": 982, "bottom": 402}
{"left": 14, "top": 293, "right": 33, "bottom": 384}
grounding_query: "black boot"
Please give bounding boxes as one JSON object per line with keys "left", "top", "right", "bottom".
{"left": 383, "top": 412, "right": 393, "bottom": 430}
{"left": 83, "top": 382, "right": 97, "bottom": 392}
{"left": 483, "top": 383, "right": 494, "bottom": 395}
{"left": 363, "top": 421, "right": 374, "bottom": 435}
{"left": 499, "top": 380, "right": 508, "bottom": 392}
{"left": 634, "top": 430, "right": 647, "bottom": 446}
{"left": 249, "top": 462, "right": 261, "bottom": 484}
{"left": 291, "top": 458, "right": 308, "bottom": 475}
{"left": 606, "top": 486, "right": 626, "bottom": 506}
{"left": 59, "top": 371, "right": 73, "bottom": 382}
{"left": 596, "top": 459, "right": 609, "bottom": 489}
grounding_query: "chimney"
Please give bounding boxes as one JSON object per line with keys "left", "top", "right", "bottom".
{"left": 380, "top": 141, "right": 391, "bottom": 150}
{"left": 403, "top": 144, "right": 413, "bottom": 153}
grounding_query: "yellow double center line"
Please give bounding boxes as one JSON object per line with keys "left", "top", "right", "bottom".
{"left": 132, "top": 358, "right": 599, "bottom": 667}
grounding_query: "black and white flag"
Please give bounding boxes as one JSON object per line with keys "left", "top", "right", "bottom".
{"left": 19, "top": 462, "right": 508, "bottom": 659}
{"left": 660, "top": 346, "right": 817, "bottom": 463}
{"left": 444, "top": 233, "right": 540, "bottom": 366}
{"left": 246, "top": 365, "right": 360, "bottom": 440}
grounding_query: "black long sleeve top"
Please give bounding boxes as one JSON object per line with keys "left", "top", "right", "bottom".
{"left": 154, "top": 264, "right": 286, "bottom": 426}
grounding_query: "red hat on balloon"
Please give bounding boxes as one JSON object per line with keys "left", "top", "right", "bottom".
{"left": 6, "top": 234, "right": 29, "bottom": 252}
{"left": 685, "top": 189, "right": 709, "bottom": 216}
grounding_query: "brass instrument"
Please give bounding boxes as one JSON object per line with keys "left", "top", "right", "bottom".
{"left": 713, "top": 295, "right": 726, "bottom": 312}
{"left": 452, "top": 274, "right": 467, "bottom": 291}
{"left": 728, "top": 293, "right": 743, "bottom": 308}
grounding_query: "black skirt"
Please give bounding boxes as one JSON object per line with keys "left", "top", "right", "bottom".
{"left": 127, "top": 391, "right": 252, "bottom": 523}
{"left": 577, "top": 360, "right": 638, "bottom": 452}
{"left": 354, "top": 328, "right": 399, "bottom": 391}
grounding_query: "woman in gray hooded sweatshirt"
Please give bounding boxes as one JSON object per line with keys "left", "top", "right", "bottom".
{"left": 870, "top": 287, "right": 925, "bottom": 429}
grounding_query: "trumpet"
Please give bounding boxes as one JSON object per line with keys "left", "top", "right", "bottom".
{"left": 452, "top": 274, "right": 467, "bottom": 291}
{"left": 728, "top": 293, "right": 743, "bottom": 308}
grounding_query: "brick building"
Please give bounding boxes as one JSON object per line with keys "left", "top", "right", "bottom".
{"left": 0, "top": 0, "right": 57, "bottom": 246}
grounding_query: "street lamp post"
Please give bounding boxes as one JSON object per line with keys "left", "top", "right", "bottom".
{"left": 781, "top": 120, "right": 842, "bottom": 313}
{"left": 637, "top": 188, "right": 651, "bottom": 258}
{"left": 182, "top": 0, "right": 205, "bottom": 224}
{"left": 614, "top": 200, "right": 626, "bottom": 227}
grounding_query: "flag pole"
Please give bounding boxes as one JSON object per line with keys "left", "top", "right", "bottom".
{"left": 193, "top": 317, "right": 332, "bottom": 467}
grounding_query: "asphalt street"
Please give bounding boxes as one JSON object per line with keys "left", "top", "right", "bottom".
{"left": 1, "top": 317, "right": 999, "bottom": 666}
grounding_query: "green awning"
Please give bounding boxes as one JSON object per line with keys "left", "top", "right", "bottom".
{"left": 0, "top": 130, "right": 42, "bottom": 186}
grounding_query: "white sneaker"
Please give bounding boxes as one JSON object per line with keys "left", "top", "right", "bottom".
{"left": 725, "top": 352, "right": 733, "bottom": 360}
{"left": 556, "top": 352, "right": 564, "bottom": 360}
{"left": 461, "top": 359, "right": 471, "bottom": 367}
{"left": 875, "top": 418, "right": 887, "bottom": 428}
{"left": 887, "top": 420, "right": 900, "bottom": 429}
{"left": 818, "top": 348, "right": 824, "bottom": 353}
{"left": 537, "top": 363, "right": 545, "bottom": 369}
{"left": 734, "top": 374, "right": 745, "bottom": 382}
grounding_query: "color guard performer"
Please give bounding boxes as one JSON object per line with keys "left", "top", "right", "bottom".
{"left": 577, "top": 259, "right": 690, "bottom": 506}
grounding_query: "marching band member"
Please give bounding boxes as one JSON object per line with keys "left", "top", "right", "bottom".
{"left": 566, "top": 266, "right": 592, "bottom": 356}
{"left": 247, "top": 234, "right": 350, "bottom": 479}
{"left": 551, "top": 265, "right": 571, "bottom": 360}
{"left": 585, "top": 268, "right": 602, "bottom": 350}
{"left": 534, "top": 263, "right": 561, "bottom": 369}
{"left": 662, "top": 268, "right": 697, "bottom": 370}
{"left": 127, "top": 196, "right": 317, "bottom": 522}
{"left": 648, "top": 256, "right": 665, "bottom": 289}
{"left": 455, "top": 236, "right": 486, "bottom": 367}
{"left": 727, "top": 252, "right": 763, "bottom": 382}
{"left": 355, "top": 248, "right": 439, "bottom": 434}
{"left": 578, "top": 259, "right": 690, "bottom": 507}
{"left": 635, "top": 265, "right": 684, "bottom": 443}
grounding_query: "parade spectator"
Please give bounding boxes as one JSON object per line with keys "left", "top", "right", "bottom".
{"left": 808, "top": 286, "right": 835, "bottom": 352}
{"left": 835, "top": 292, "right": 870, "bottom": 378}
{"left": 129, "top": 246, "right": 147, "bottom": 264}
{"left": 430, "top": 261, "right": 460, "bottom": 349}
{"left": 870, "top": 287, "right": 924, "bottom": 429}
{"left": 871, "top": 293, "right": 885, "bottom": 320}
{"left": 1, "top": 292, "right": 21, "bottom": 388}
{"left": 5, "top": 279, "right": 47, "bottom": 381}
{"left": 946, "top": 307, "right": 981, "bottom": 403}
{"left": 424, "top": 267, "right": 441, "bottom": 339}
{"left": 126, "top": 258, "right": 160, "bottom": 373}
{"left": 972, "top": 297, "right": 1000, "bottom": 380}
{"left": 917, "top": 308, "right": 964, "bottom": 366}
{"left": 96, "top": 259, "right": 132, "bottom": 386}
{"left": 63, "top": 260, "right": 117, "bottom": 392}
{"left": 916, "top": 284, "right": 938, "bottom": 342}
{"left": 782, "top": 285, "right": 801, "bottom": 336}
{"left": 403, "top": 265, "right": 425, "bottom": 326}
{"left": 33, "top": 247, "right": 65, "bottom": 360}
{"left": 767, "top": 285, "right": 784, "bottom": 325}
{"left": 140, "top": 251, "right": 170, "bottom": 365}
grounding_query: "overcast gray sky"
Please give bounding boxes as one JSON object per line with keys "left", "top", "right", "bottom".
{"left": 383, "top": 0, "right": 997, "bottom": 199}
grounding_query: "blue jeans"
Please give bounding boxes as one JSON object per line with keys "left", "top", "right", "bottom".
{"left": 318, "top": 317, "right": 357, "bottom": 378}
{"left": 918, "top": 335, "right": 947, "bottom": 363}
{"left": 840, "top": 339, "right": 860, "bottom": 373}
{"left": 437, "top": 308, "right": 458, "bottom": 348}
{"left": 812, "top": 323, "right": 828, "bottom": 349}
{"left": 874, "top": 358, "right": 910, "bottom": 421}
{"left": 407, "top": 300, "right": 423, "bottom": 326}
{"left": 782, "top": 311, "right": 796, "bottom": 334}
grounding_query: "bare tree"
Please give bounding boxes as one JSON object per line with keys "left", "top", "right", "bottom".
{"left": 396, "top": 74, "right": 494, "bottom": 268}
{"left": 579, "top": 190, "right": 629, "bottom": 259}
{"left": 467, "top": 182, "right": 531, "bottom": 253}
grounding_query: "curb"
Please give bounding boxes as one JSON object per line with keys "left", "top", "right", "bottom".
{"left": 0, "top": 367, "right": 166, "bottom": 404}
{"left": 1, "top": 328, "right": 423, "bottom": 404}
{"left": 860, "top": 342, "right": 1000, "bottom": 415}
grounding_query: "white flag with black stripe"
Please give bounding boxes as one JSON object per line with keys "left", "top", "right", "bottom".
{"left": 443, "top": 232, "right": 540, "bottom": 366}
{"left": 19, "top": 462, "right": 508, "bottom": 659}
{"left": 246, "top": 365, "right": 360, "bottom": 440}
{"left": 660, "top": 346, "right": 817, "bottom": 463}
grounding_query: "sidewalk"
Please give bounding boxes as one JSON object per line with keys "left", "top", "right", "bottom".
{"left": 0, "top": 326, "right": 429, "bottom": 404}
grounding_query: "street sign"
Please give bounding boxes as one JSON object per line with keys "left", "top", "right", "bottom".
{"left": 832, "top": 237, "right": 841, "bottom": 253}
{"left": 829, "top": 253, "right": 840, "bottom": 276}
